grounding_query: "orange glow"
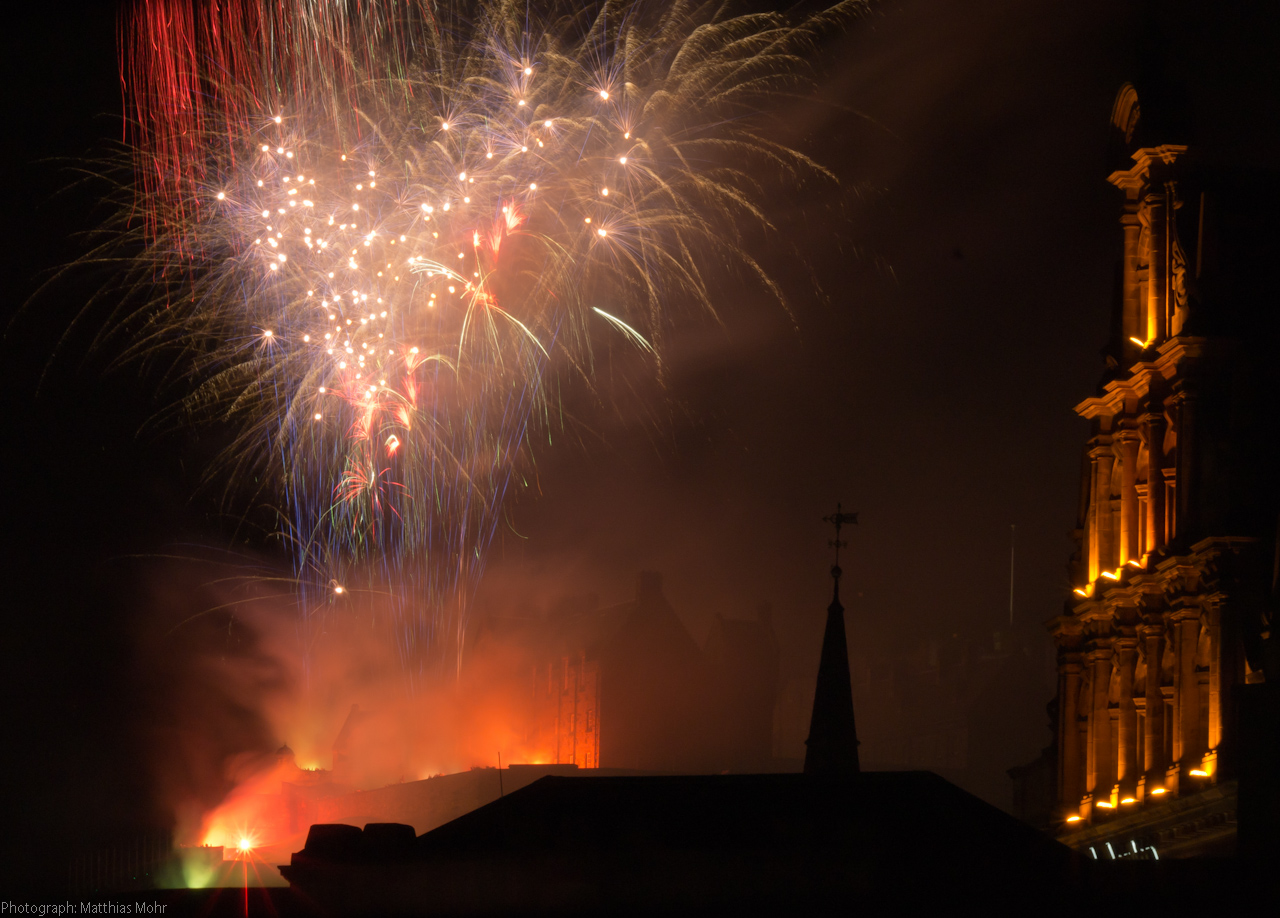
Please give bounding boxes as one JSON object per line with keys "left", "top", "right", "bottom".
{"left": 1096, "top": 801, "right": 1114, "bottom": 809}
{"left": 1066, "top": 815, "right": 1081, "bottom": 823}
{"left": 1150, "top": 787, "right": 1167, "bottom": 795}
{"left": 1121, "top": 797, "right": 1135, "bottom": 804}
{"left": 1101, "top": 570, "right": 1119, "bottom": 581}
{"left": 1189, "top": 769, "right": 1208, "bottom": 777}
{"left": 1073, "top": 588, "right": 1088, "bottom": 597}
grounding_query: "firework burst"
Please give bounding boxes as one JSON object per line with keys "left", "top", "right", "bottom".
{"left": 112, "top": 0, "right": 857, "bottom": 679}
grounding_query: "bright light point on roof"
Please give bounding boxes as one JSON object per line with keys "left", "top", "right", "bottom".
{"left": 368, "top": 171, "right": 375, "bottom": 177}
{"left": 352, "top": 203, "right": 359, "bottom": 210}
{"left": 619, "top": 156, "right": 627, "bottom": 164}
{"left": 458, "top": 172, "right": 466, "bottom": 180}
{"left": 333, "top": 585, "right": 344, "bottom": 594}
{"left": 263, "top": 330, "right": 273, "bottom": 337}
{"left": 624, "top": 131, "right": 631, "bottom": 139}
{"left": 261, "top": 144, "right": 270, "bottom": 152}
{"left": 517, "top": 99, "right": 525, "bottom": 106}
{"left": 273, "top": 115, "right": 282, "bottom": 124}
{"left": 318, "top": 387, "right": 325, "bottom": 393}
{"left": 601, "top": 187, "right": 609, "bottom": 196}
{"left": 286, "top": 151, "right": 293, "bottom": 158}
{"left": 599, "top": 89, "right": 609, "bottom": 100}
{"left": 529, "top": 183, "right": 537, "bottom": 190}
{"left": 216, "top": 191, "right": 226, "bottom": 200}
{"left": 442, "top": 203, "right": 450, "bottom": 211}
{"left": 544, "top": 120, "right": 552, "bottom": 128}
{"left": 441, "top": 122, "right": 450, "bottom": 130}
{"left": 584, "top": 217, "right": 591, "bottom": 223}
{"left": 314, "top": 413, "right": 322, "bottom": 420}
{"left": 486, "top": 152, "right": 493, "bottom": 159}
{"left": 1066, "top": 816, "right": 1081, "bottom": 823}
{"left": 525, "top": 67, "right": 533, "bottom": 75}
{"left": 341, "top": 154, "right": 347, "bottom": 161}
{"left": 597, "top": 228, "right": 607, "bottom": 237}
{"left": 303, "top": 335, "right": 310, "bottom": 342}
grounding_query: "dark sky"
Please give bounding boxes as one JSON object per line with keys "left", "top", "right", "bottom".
{"left": 0, "top": 0, "right": 1212, "bottom": 893}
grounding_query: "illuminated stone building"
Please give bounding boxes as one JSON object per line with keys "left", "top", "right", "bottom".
{"left": 1047, "top": 82, "right": 1280, "bottom": 857}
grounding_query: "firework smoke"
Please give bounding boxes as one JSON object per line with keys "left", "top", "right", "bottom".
{"left": 112, "top": 0, "right": 856, "bottom": 679}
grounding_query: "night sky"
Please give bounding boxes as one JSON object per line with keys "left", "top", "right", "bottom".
{"left": 3, "top": 0, "right": 1261, "bottom": 894}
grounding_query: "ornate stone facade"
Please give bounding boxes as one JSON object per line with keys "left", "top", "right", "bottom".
{"left": 1047, "top": 84, "right": 1278, "bottom": 857}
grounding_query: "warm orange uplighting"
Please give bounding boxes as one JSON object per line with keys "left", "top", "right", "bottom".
{"left": 1127, "top": 559, "right": 1142, "bottom": 567}
{"left": 1096, "top": 801, "right": 1114, "bottom": 809}
{"left": 1066, "top": 815, "right": 1081, "bottom": 823}
{"left": 1150, "top": 787, "right": 1167, "bottom": 795}
{"left": 1074, "top": 588, "right": 1088, "bottom": 597}
{"left": 1101, "top": 570, "right": 1119, "bottom": 580}
{"left": 1189, "top": 769, "right": 1208, "bottom": 777}
{"left": 1129, "top": 336, "right": 1146, "bottom": 347}
{"left": 1121, "top": 797, "right": 1136, "bottom": 804}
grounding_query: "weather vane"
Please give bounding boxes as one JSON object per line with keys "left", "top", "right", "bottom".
{"left": 823, "top": 502, "right": 858, "bottom": 583}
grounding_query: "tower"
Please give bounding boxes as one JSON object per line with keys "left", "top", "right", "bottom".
{"left": 1045, "top": 81, "right": 1280, "bottom": 857}
{"left": 805, "top": 504, "right": 860, "bottom": 776}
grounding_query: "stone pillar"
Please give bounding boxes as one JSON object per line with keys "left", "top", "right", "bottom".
{"left": 1086, "top": 646, "right": 1115, "bottom": 795}
{"left": 1145, "top": 191, "right": 1168, "bottom": 344}
{"left": 1115, "top": 639, "right": 1139, "bottom": 785}
{"left": 1089, "top": 445, "right": 1116, "bottom": 580}
{"left": 1141, "top": 412, "right": 1167, "bottom": 555}
{"left": 1059, "top": 657, "right": 1084, "bottom": 808}
{"left": 1172, "top": 613, "right": 1203, "bottom": 769}
{"left": 1173, "top": 380, "right": 1199, "bottom": 543}
{"left": 1086, "top": 450, "right": 1102, "bottom": 583}
{"left": 1116, "top": 432, "right": 1140, "bottom": 564}
{"left": 1122, "top": 205, "right": 1143, "bottom": 343}
{"left": 1139, "top": 623, "right": 1166, "bottom": 776}
{"left": 1206, "top": 606, "right": 1221, "bottom": 753}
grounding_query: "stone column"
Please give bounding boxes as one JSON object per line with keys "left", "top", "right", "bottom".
{"left": 1089, "top": 445, "right": 1116, "bottom": 580}
{"left": 1059, "top": 657, "right": 1084, "bottom": 808}
{"left": 1173, "top": 380, "right": 1200, "bottom": 543}
{"left": 1139, "top": 623, "right": 1166, "bottom": 775}
{"left": 1172, "top": 612, "right": 1203, "bottom": 768}
{"left": 1141, "top": 412, "right": 1167, "bottom": 555}
{"left": 1145, "top": 191, "right": 1168, "bottom": 344}
{"left": 1086, "top": 449, "right": 1102, "bottom": 583}
{"left": 1116, "top": 431, "right": 1140, "bottom": 564}
{"left": 1115, "top": 638, "right": 1139, "bottom": 785}
{"left": 1086, "top": 646, "right": 1115, "bottom": 795}
{"left": 1206, "top": 606, "right": 1221, "bottom": 753}
{"left": 1122, "top": 205, "right": 1143, "bottom": 342}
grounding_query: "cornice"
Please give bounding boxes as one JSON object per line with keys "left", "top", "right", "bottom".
{"left": 1075, "top": 337, "right": 1211, "bottom": 420}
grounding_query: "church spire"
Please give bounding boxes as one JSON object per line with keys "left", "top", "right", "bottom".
{"left": 804, "top": 503, "right": 861, "bottom": 776}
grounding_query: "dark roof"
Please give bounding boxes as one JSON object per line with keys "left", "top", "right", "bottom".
{"left": 283, "top": 772, "right": 1082, "bottom": 913}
